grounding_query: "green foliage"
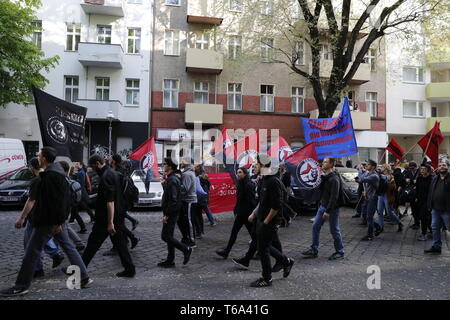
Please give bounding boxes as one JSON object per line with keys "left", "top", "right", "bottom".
{"left": 0, "top": 0, "right": 59, "bottom": 107}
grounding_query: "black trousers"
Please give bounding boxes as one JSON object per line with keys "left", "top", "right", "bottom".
{"left": 70, "top": 206, "right": 86, "bottom": 231}
{"left": 256, "top": 221, "right": 288, "bottom": 281}
{"left": 177, "top": 202, "right": 195, "bottom": 243}
{"left": 411, "top": 201, "right": 420, "bottom": 226}
{"left": 161, "top": 214, "right": 189, "bottom": 262}
{"left": 224, "top": 215, "right": 253, "bottom": 253}
{"left": 80, "top": 189, "right": 95, "bottom": 220}
{"left": 191, "top": 203, "right": 204, "bottom": 237}
{"left": 417, "top": 201, "right": 432, "bottom": 235}
{"left": 82, "top": 222, "right": 135, "bottom": 273}
{"left": 125, "top": 212, "right": 138, "bottom": 225}
{"left": 244, "top": 219, "right": 282, "bottom": 262}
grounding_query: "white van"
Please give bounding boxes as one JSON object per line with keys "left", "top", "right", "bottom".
{"left": 0, "top": 138, "right": 27, "bottom": 181}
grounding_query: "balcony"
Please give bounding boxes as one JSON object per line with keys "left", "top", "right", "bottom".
{"left": 309, "top": 109, "right": 371, "bottom": 130}
{"left": 185, "top": 103, "right": 223, "bottom": 124}
{"left": 80, "top": 0, "right": 124, "bottom": 17}
{"left": 78, "top": 42, "right": 123, "bottom": 69}
{"left": 75, "top": 99, "right": 121, "bottom": 121}
{"left": 186, "top": 48, "right": 223, "bottom": 74}
{"left": 187, "top": 0, "right": 223, "bottom": 25}
{"left": 426, "top": 82, "right": 450, "bottom": 102}
{"left": 318, "top": 60, "right": 371, "bottom": 84}
{"left": 427, "top": 117, "right": 450, "bottom": 134}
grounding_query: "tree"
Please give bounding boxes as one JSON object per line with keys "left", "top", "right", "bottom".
{"left": 0, "top": 0, "right": 59, "bottom": 107}
{"left": 217, "top": 0, "right": 446, "bottom": 118}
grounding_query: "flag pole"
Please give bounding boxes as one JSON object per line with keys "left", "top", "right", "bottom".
{"left": 379, "top": 150, "right": 387, "bottom": 164}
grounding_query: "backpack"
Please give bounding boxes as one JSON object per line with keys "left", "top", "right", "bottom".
{"left": 376, "top": 174, "right": 388, "bottom": 196}
{"left": 66, "top": 177, "right": 82, "bottom": 207}
{"left": 121, "top": 174, "right": 139, "bottom": 211}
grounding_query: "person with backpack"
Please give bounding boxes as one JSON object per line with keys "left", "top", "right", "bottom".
{"left": 158, "top": 158, "right": 193, "bottom": 268}
{"left": 82, "top": 154, "right": 136, "bottom": 278}
{"left": 302, "top": 157, "right": 345, "bottom": 260}
{"left": 376, "top": 165, "right": 403, "bottom": 233}
{"left": 68, "top": 165, "right": 88, "bottom": 234}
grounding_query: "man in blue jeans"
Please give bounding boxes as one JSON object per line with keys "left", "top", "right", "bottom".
{"left": 425, "top": 161, "right": 450, "bottom": 254}
{"left": 302, "top": 157, "right": 344, "bottom": 260}
{"left": 359, "top": 160, "right": 381, "bottom": 241}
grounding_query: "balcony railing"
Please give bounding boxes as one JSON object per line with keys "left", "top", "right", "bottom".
{"left": 80, "top": 0, "right": 125, "bottom": 17}
{"left": 186, "top": 48, "right": 223, "bottom": 74}
{"left": 187, "top": 0, "right": 223, "bottom": 25}
{"left": 76, "top": 99, "right": 121, "bottom": 121}
{"left": 426, "top": 82, "right": 450, "bottom": 102}
{"left": 78, "top": 42, "right": 123, "bottom": 69}
{"left": 185, "top": 103, "right": 223, "bottom": 124}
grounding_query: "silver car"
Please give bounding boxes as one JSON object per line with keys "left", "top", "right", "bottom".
{"left": 131, "top": 170, "right": 163, "bottom": 208}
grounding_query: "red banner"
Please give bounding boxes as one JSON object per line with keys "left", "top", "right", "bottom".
{"left": 207, "top": 173, "right": 236, "bottom": 214}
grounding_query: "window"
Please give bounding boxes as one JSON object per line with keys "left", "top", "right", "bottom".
{"left": 127, "top": 28, "right": 141, "bottom": 54}
{"left": 319, "top": 44, "right": 332, "bottom": 60}
{"left": 403, "top": 67, "right": 424, "bottom": 83}
{"left": 432, "top": 106, "right": 438, "bottom": 117}
{"left": 363, "top": 48, "right": 376, "bottom": 71}
{"left": 164, "top": 30, "right": 180, "bottom": 55}
{"left": 97, "top": 25, "right": 111, "bottom": 44}
{"left": 291, "top": 87, "right": 304, "bottom": 113}
{"left": 403, "top": 101, "right": 424, "bottom": 117}
{"left": 66, "top": 23, "right": 81, "bottom": 51}
{"left": 64, "top": 76, "right": 79, "bottom": 103}
{"left": 228, "top": 36, "right": 241, "bottom": 60}
{"left": 228, "top": 83, "right": 242, "bottom": 110}
{"left": 294, "top": 41, "right": 304, "bottom": 65}
{"left": 261, "top": 38, "right": 274, "bottom": 62}
{"left": 194, "top": 82, "right": 209, "bottom": 104}
{"left": 126, "top": 79, "right": 140, "bottom": 106}
{"left": 163, "top": 79, "right": 179, "bottom": 108}
{"left": 165, "top": 0, "right": 180, "bottom": 5}
{"left": 31, "top": 20, "right": 42, "bottom": 49}
{"left": 191, "top": 32, "right": 209, "bottom": 50}
{"left": 347, "top": 90, "right": 355, "bottom": 109}
{"left": 230, "top": 0, "right": 243, "bottom": 11}
{"left": 260, "top": 85, "right": 274, "bottom": 112}
{"left": 260, "top": 0, "right": 273, "bottom": 15}
{"left": 365, "top": 92, "right": 377, "bottom": 117}
{"left": 96, "top": 78, "right": 110, "bottom": 101}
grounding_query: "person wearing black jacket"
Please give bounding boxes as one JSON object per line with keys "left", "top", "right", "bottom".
{"left": 302, "top": 157, "right": 344, "bottom": 260}
{"left": 158, "top": 158, "right": 193, "bottom": 268}
{"left": 82, "top": 154, "right": 135, "bottom": 278}
{"left": 403, "top": 162, "right": 419, "bottom": 223}
{"left": 393, "top": 167, "right": 405, "bottom": 216}
{"left": 415, "top": 164, "right": 433, "bottom": 241}
{"left": 1, "top": 147, "right": 92, "bottom": 297}
{"left": 216, "top": 167, "right": 257, "bottom": 259}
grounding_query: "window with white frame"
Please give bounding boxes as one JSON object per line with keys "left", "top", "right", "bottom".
{"left": 194, "top": 32, "right": 209, "bottom": 50}
{"left": 363, "top": 47, "right": 376, "bottom": 71}
{"left": 228, "top": 83, "right": 242, "bottom": 110}
{"left": 164, "top": 30, "right": 180, "bottom": 56}
{"left": 126, "top": 79, "right": 140, "bottom": 106}
{"left": 31, "top": 21, "right": 42, "bottom": 49}
{"left": 260, "top": 0, "right": 273, "bottom": 15}
{"left": 64, "top": 76, "right": 79, "bottom": 103}
{"left": 291, "top": 87, "right": 304, "bottom": 113}
{"left": 260, "top": 85, "right": 274, "bottom": 112}
{"left": 365, "top": 92, "right": 377, "bottom": 117}
{"left": 165, "top": 0, "right": 180, "bottom": 5}
{"left": 66, "top": 23, "right": 81, "bottom": 51}
{"left": 97, "top": 25, "right": 112, "bottom": 44}
{"left": 403, "top": 100, "right": 424, "bottom": 117}
{"left": 127, "top": 28, "right": 141, "bottom": 54}
{"left": 261, "top": 38, "right": 274, "bottom": 62}
{"left": 228, "top": 36, "right": 242, "bottom": 60}
{"left": 402, "top": 67, "right": 424, "bottom": 83}
{"left": 96, "top": 78, "right": 110, "bottom": 101}
{"left": 230, "top": 0, "right": 243, "bottom": 11}
{"left": 294, "top": 41, "right": 304, "bottom": 65}
{"left": 194, "top": 82, "right": 209, "bottom": 104}
{"left": 163, "top": 79, "right": 179, "bottom": 108}
{"left": 319, "top": 44, "right": 332, "bottom": 60}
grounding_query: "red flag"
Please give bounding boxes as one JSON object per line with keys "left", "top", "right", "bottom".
{"left": 417, "top": 121, "right": 444, "bottom": 168}
{"left": 210, "top": 128, "right": 233, "bottom": 154}
{"left": 129, "top": 137, "right": 160, "bottom": 179}
{"left": 267, "top": 136, "right": 293, "bottom": 161}
{"left": 386, "top": 138, "right": 404, "bottom": 161}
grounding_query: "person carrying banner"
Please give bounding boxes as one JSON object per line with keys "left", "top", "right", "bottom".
{"left": 358, "top": 160, "right": 381, "bottom": 241}
{"left": 301, "top": 157, "right": 345, "bottom": 260}
{"left": 178, "top": 159, "right": 198, "bottom": 248}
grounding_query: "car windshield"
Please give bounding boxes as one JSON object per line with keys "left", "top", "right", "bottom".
{"left": 8, "top": 169, "right": 34, "bottom": 181}
{"left": 340, "top": 172, "right": 358, "bottom": 182}
{"left": 131, "top": 170, "right": 160, "bottom": 182}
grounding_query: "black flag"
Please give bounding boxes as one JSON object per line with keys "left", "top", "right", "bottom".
{"left": 33, "top": 87, "right": 87, "bottom": 161}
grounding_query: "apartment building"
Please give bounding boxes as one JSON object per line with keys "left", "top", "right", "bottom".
{"left": 150, "top": 0, "right": 388, "bottom": 165}
{"left": 0, "top": 0, "right": 153, "bottom": 162}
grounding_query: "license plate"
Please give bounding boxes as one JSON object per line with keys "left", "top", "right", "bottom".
{"left": 0, "top": 196, "right": 20, "bottom": 202}
{"left": 139, "top": 199, "right": 153, "bottom": 203}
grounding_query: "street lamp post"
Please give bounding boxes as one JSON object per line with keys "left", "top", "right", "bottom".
{"left": 107, "top": 110, "right": 114, "bottom": 157}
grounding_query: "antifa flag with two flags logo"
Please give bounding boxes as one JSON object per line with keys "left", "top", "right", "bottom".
{"left": 33, "top": 87, "right": 87, "bottom": 162}
{"left": 386, "top": 138, "right": 404, "bottom": 161}
{"left": 128, "top": 137, "right": 161, "bottom": 180}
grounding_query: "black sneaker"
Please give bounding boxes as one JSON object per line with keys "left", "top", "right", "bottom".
{"left": 52, "top": 254, "right": 65, "bottom": 269}
{"left": 328, "top": 252, "right": 344, "bottom": 261}
{"left": 131, "top": 237, "right": 140, "bottom": 249}
{"left": 250, "top": 277, "right": 272, "bottom": 288}
{"left": 0, "top": 286, "right": 29, "bottom": 297}
{"left": 215, "top": 249, "right": 229, "bottom": 259}
{"left": 116, "top": 270, "right": 136, "bottom": 278}
{"left": 76, "top": 244, "right": 86, "bottom": 252}
{"left": 375, "top": 227, "right": 384, "bottom": 237}
{"left": 361, "top": 235, "right": 373, "bottom": 241}
{"left": 283, "top": 258, "right": 295, "bottom": 278}
{"left": 157, "top": 260, "right": 175, "bottom": 268}
{"left": 183, "top": 247, "right": 193, "bottom": 265}
{"left": 33, "top": 269, "right": 44, "bottom": 278}
{"left": 424, "top": 246, "right": 442, "bottom": 254}
{"left": 131, "top": 220, "right": 139, "bottom": 231}
{"left": 81, "top": 278, "right": 94, "bottom": 288}
{"left": 301, "top": 249, "right": 318, "bottom": 258}
{"left": 271, "top": 260, "right": 283, "bottom": 273}
{"left": 186, "top": 241, "right": 196, "bottom": 248}
{"left": 232, "top": 257, "right": 249, "bottom": 270}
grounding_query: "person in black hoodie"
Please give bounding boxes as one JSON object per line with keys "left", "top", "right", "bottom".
{"left": 415, "top": 164, "right": 433, "bottom": 241}
{"left": 1, "top": 147, "right": 92, "bottom": 297}
{"left": 158, "top": 158, "right": 193, "bottom": 268}
{"left": 216, "top": 167, "right": 257, "bottom": 259}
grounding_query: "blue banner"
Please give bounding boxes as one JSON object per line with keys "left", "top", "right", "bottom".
{"left": 301, "top": 98, "right": 358, "bottom": 159}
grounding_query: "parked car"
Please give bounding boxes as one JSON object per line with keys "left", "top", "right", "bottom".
{"left": 335, "top": 167, "right": 359, "bottom": 207}
{"left": 0, "top": 168, "right": 34, "bottom": 207}
{"left": 0, "top": 138, "right": 27, "bottom": 182}
{"left": 131, "top": 170, "right": 163, "bottom": 208}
